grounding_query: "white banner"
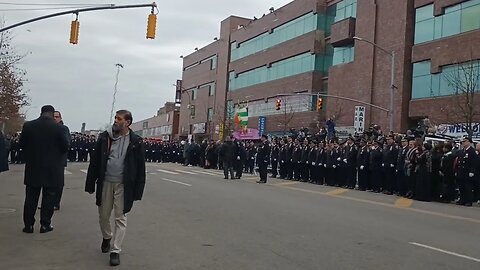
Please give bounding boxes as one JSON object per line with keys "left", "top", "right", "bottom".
{"left": 436, "top": 123, "right": 480, "bottom": 138}
{"left": 354, "top": 106, "right": 366, "bottom": 134}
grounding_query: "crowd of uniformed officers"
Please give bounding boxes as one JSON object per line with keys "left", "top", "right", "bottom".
{"left": 143, "top": 132, "right": 480, "bottom": 206}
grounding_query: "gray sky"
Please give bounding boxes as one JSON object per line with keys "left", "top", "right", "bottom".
{"left": 3, "top": 0, "right": 292, "bottom": 132}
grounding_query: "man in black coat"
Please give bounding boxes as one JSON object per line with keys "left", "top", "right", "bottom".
{"left": 20, "top": 105, "right": 69, "bottom": 234}
{"left": 52, "top": 111, "right": 71, "bottom": 211}
{"left": 0, "top": 130, "right": 9, "bottom": 173}
{"left": 219, "top": 136, "right": 236, "bottom": 179}
{"left": 85, "top": 110, "right": 146, "bottom": 266}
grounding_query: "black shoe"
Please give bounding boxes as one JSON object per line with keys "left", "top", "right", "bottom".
{"left": 110, "top": 253, "right": 120, "bottom": 266}
{"left": 101, "top": 238, "right": 111, "bottom": 253}
{"left": 54, "top": 206, "right": 60, "bottom": 211}
{"left": 256, "top": 180, "right": 266, "bottom": 184}
{"left": 22, "top": 226, "right": 34, "bottom": 234}
{"left": 40, "top": 225, "right": 54, "bottom": 233}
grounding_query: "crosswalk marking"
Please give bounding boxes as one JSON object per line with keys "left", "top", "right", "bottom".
{"left": 174, "top": 170, "right": 198, "bottom": 175}
{"left": 157, "top": 169, "right": 179, "bottom": 175}
{"left": 161, "top": 178, "right": 192, "bottom": 187}
{"left": 193, "top": 170, "right": 218, "bottom": 176}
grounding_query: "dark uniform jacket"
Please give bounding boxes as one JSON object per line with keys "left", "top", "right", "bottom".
{"left": 455, "top": 146, "right": 478, "bottom": 179}
{"left": 85, "top": 130, "right": 146, "bottom": 214}
{"left": 257, "top": 141, "right": 271, "bottom": 165}
{"left": 19, "top": 116, "right": 69, "bottom": 187}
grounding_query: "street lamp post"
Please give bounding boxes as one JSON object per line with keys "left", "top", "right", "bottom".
{"left": 109, "top": 63, "right": 124, "bottom": 125}
{"left": 353, "top": 36, "right": 395, "bottom": 132}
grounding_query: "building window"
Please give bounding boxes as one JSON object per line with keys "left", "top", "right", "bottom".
{"left": 190, "top": 105, "right": 196, "bottom": 117}
{"left": 200, "top": 55, "right": 217, "bottom": 70}
{"left": 414, "top": 1, "right": 480, "bottom": 44}
{"left": 412, "top": 60, "right": 480, "bottom": 99}
{"left": 332, "top": 0, "right": 357, "bottom": 22}
{"left": 207, "top": 108, "right": 214, "bottom": 122}
{"left": 230, "top": 12, "right": 328, "bottom": 61}
{"left": 199, "top": 82, "right": 216, "bottom": 96}
{"left": 247, "top": 95, "right": 314, "bottom": 117}
{"left": 229, "top": 52, "right": 317, "bottom": 91}
{"left": 227, "top": 100, "right": 235, "bottom": 120}
{"left": 191, "top": 89, "right": 197, "bottom": 100}
{"left": 142, "top": 122, "right": 148, "bottom": 129}
{"left": 166, "top": 113, "right": 170, "bottom": 122}
{"left": 332, "top": 46, "right": 355, "bottom": 65}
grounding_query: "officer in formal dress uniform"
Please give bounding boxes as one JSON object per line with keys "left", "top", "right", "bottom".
{"left": 278, "top": 139, "right": 288, "bottom": 179}
{"left": 270, "top": 139, "right": 279, "bottom": 178}
{"left": 455, "top": 137, "right": 478, "bottom": 206}
{"left": 291, "top": 139, "right": 302, "bottom": 181}
{"left": 382, "top": 135, "right": 398, "bottom": 195}
{"left": 344, "top": 137, "right": 358, "bottom": 189}
{"left": 307, "top": 141, "right": 317, "bottom": 183}
{"left": 315, "top": 142, "right": 326, "bottom": 185}
{"left": 369, "top": 140, "right": 383, "bottom": 193}
{"left": 246, "top": 141, "right": 256, "bottom": 174}
{"left": 356, "top": 139, "right": 369, "bottom": 191}
{"left": 396, "top": 137, "right": 409, "bottom": 196}
{"left": 256, "top": 135, "right": 271, "bottom": 184}
{"left": 286, "top": 137, "right": 294, "bottom": 180}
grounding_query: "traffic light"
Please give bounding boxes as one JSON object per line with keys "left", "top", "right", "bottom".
{"left": 146, "top": 12, "right": 157, "bottom": 39}
{"left": 275, "top": 98, "right": 282, "bottom": 111}
{"left": 69, "top": 19, "right": 80, "bottom": 44}
{"left": 316, "top": 97, "right": 323, "bottom": 112}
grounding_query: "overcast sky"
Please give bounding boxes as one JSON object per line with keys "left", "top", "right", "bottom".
{"left": 3, "top": 0, "right": 292, "bottom": 132}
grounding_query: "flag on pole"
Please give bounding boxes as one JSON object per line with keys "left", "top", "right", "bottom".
{"left": 235, "top": 107, "right": 248, "bottom": 127}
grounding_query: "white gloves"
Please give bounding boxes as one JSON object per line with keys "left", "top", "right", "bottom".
{"left": 324, "top": 164, "right": 327, "bottom": 168}
{"left": 382, "top": 163, "right": 385, "bottom": 167}
{"left": 333, "top": 165, "right": 336, "bottom": 169}
{"left": 360, "top": 165, "right": 364, "bottom": 170}
{"left": 237, "top": 156, "right": 240, "bottom": 160}
{"left": 469, "top": 172, "right": 475, "bottom": 178}
{"left": 337, "top": 157, "right": 341, "bottom": 161}
{"left": 312, "top": 162, "right": 316, "bottom": 166}
{"left": 390, "top": 164, "right": 395, "bottom": 168}
{"left": 343, "top": 159, "right": 347, "bottom": 163}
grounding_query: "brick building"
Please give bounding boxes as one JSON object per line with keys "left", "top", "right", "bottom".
{"left": 131, "top": 102, "right": 180, "bottom": 141}
{"left": 178, "top": 0, "right": 480, "bottom": 141}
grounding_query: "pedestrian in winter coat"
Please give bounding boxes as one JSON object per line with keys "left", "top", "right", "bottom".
{"left": 85, "top": 110, "right": 146, "bottom": 266}
{"left": 19, "top": 105, "right": 69, "bottom": 234}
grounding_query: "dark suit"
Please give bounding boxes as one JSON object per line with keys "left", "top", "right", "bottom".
{"left": 19, "top": 115, "right": 69, "bottom": 228}
{"left": 0, "top": 132, "right": 8, "bottom": 173}
{"left": 54, "top": 124, "right": 71, "bottom": 208}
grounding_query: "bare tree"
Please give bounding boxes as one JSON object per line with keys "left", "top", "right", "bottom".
{"left": 441, "top": 60, "right": 480, "bottom": 138}
{"left": 0, "top": 23, "right": 29, "bottom": 134}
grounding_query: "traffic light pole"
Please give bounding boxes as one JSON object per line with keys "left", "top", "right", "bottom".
{"left": 277, "top": 92, "right": 390, "bottom": 112}
{"left": 0, "top": 2, "right": 157, "bottom": 33}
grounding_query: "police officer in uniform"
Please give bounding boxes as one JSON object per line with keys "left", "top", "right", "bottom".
{"left": 455, "top": 137, "right": 478, "bottom": 206}
{"left": 344, "top": 137, "right": 358, "bottom": 189}
{"left": 356, "top": 139, "right": 369, "bottom": 191}
{"left": 382, "top": 135, "right": 398, "bottom": 195}
{"left": 256, "top": 135, "right": 271, "bottom": 183}
{"left": 278, "top": 139, "right": 288, "bottom": 179}
{"left": 270, "top": 139, "right": 279, "bottom": 178}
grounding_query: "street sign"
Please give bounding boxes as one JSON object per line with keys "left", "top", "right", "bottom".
{"left": 258, "top": 116, "right": 266, "bottom": 136}
{"left": 354, "top": 106, "right": 365, "bottom": 134}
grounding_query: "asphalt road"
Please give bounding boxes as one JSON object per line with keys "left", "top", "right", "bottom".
{"left": 0, "top": 162, "right": 479, "bottom": 270}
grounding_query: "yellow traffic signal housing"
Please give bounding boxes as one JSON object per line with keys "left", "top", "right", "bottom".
{"left": 146, "top": 13, "right": 157, "bottom": 39}
{"left": 316, "top": 97, "right": 323, "bottom": 112}
{"left": 70, "top": 20, "right": 80, "bottom": 44}
{"left": 275, "top": 98, "right": 282, "bottom": 111}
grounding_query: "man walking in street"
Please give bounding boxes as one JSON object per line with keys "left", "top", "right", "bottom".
{"left": 20, "top": 105, "right": 69, "bottom": 234}
{"left": 53, "top": 111, "right": 71, "bottom": 211}
{"left": 85, "top": 110, "right": 146, "bottom": 266}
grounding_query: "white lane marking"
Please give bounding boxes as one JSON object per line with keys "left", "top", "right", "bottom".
{"left": 409, "top": 242, "right": 480, "bottom": 263}
{"left": 161, "top": 178, "right": 191, "bottom": 187}
{"left": 193, "top": 170, "right": 218, "bottom": 176}
{"left": 156, "top": 169, "right": 179, "bottom": 175}
{"left": 64, "top": 170, "right": 72, "bottom": 175}
{"left": 80, "top": 169, "right": 88, "bottom": 174}
{"left": 174, "top": 169, "right": 198, "bottom": 175}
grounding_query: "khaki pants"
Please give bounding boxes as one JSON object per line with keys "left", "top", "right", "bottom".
{"left": 98, "top": 182, "right": 127, "bottom": 253}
